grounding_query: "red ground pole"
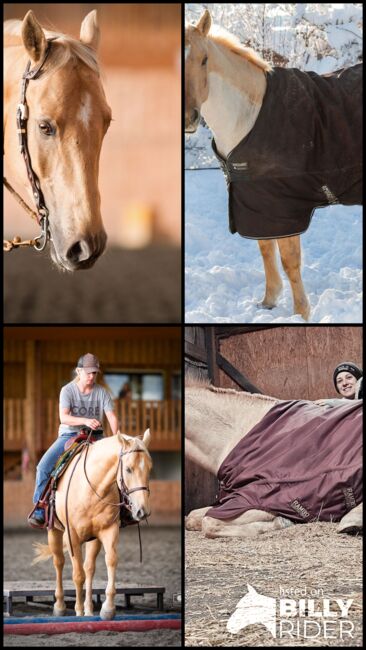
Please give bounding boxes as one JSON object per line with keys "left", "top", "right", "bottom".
{"left": 4, "top": 618, "right": 181, "bottom": 635}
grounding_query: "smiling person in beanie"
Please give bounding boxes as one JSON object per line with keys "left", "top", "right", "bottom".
{"left": 315, "top": 361, "right": 363, "bottom": 408}
{"left": 28, "top": 353, "right": 119, "bottom": 528}
{"left": 333, "top": 362, "right": 363, "bottom": 400}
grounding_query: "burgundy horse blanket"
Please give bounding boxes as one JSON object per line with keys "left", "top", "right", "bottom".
{"left": 206, "top": 399, "right": 362, "bottom": 523}
{"left": 212, "top": 63, "right": 362, "bottom": 239}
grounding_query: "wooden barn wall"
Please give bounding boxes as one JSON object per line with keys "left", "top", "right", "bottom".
{"left": 185, "top": 326, "right": 218, "bottom": 515}
{"left": 5, "top": 336, "right": 181, "bottom": 399}
{"left": 219, "top": 326, "right": 363, "bottom": 400}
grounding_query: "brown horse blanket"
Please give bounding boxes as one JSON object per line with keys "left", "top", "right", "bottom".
{"left": 206, "top": 399, "right": 362, "bottom": 523}
{"left": 212, "top": 63, "right": 362, "bottom": 239}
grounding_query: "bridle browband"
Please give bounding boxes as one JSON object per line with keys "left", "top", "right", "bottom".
{"left": 4, "top": 39, "right": 55, "bottom": 252}
{"left": 64, "top": 433, "right": 150, "bottom": 560}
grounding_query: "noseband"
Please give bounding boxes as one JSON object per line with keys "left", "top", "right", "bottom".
{"left": 4, "top": 40, "right": 55, "bottom": 252}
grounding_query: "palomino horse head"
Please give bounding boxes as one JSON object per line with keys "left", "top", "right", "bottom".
{"left": 118, "top": 429, "right": 152, "bottom": 521}
{"left": 185, "top": 9, "right": 212, "bottom": 133}
{"left": 4, "top": 10, "right": 111, "bottom": 271}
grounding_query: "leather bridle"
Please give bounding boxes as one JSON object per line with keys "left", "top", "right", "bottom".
{"left": 4, "top": 39, "right": 55, "bottom": 252}
{"left": 83, "top": 445, "right": 150, "bottom": 509}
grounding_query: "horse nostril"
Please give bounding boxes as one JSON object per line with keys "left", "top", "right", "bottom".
{"left": 66, "top": 239, "right": 91, "bottom": 264}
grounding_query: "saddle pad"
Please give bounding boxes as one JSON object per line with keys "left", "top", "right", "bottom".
{"left": 212, "top": 63, "right": 362, "bottom": 239}
{"left": 206, "top": 399, "right": 362, "bottom": 523}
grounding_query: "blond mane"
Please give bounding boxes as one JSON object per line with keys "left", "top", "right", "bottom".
{"left": 4, "top": 19, "right": 99, "bottom": 77}
{"left": 185, "top": 375, "right": 278, "bottom": 405}
{"left": 208, "top": 24, "right": 272, "bottom": 72}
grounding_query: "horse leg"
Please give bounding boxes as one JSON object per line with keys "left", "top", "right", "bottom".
{"left": 202, "top": 509, "right": 294, "bottom": 538}
{"left": 48, "top": 528, "right": 67, "bottom": 616}
{"left": 98, "top": 524, "right": 119, "bottom": 620}
{"left": 337, "top": 502, "right": 363, "bottom": 535}
{"left": 185, "top": 506, "right": 211, "bottom": 531}
{"left": 257, "top": 239, "right": 283, "bottom": 309}
{"left": 277, "top": 235, "right": 310, "bottom": 320}
{"left": 83, "top": 538, "right": 102, "bottom": 616}
{"left": 66, "top": 538, "right": 86, "bottom": 616}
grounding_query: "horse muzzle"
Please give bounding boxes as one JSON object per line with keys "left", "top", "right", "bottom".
{"left": 51, "top": 229, "right": 107, "bottom": 271}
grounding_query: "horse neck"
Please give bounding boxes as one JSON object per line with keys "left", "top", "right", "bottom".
{"left": 186, "top": 387, "right": 277, "bottom": 474}
{"left": 201, "top": 40, "right": 266, "bottom": 158}
{"left": 86, "top": 436, "right": 121, "bottom": 496}
{"left": 4, "top": 44, "right": 28, "bottom": 117}
{"left": 4, "top": 44, "right": 32, "bottom": 187}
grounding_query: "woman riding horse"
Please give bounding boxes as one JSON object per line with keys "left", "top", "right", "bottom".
{"left": 28, "top": 353, "right": 119, "bottom": 527}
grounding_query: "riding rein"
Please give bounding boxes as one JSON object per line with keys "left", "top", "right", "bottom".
{"left": 4, "top": 39, "right": 55, "bottom": 252}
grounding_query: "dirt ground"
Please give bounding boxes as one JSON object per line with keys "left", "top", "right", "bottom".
{"left": 185, "top": 523, "right": 362, "bottom": 647}
{"left": 4, "top": 525, "right": 181, "bottom": 647}
{"left": 4, "top": 245, "right": 181, "bottom": 324}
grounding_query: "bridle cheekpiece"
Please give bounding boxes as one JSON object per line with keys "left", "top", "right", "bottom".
{"left": 4, "top": 39, "right": 55, "bottom": 252}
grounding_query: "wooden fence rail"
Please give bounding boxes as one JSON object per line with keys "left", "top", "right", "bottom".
{"left": 4, "top": 399, "right": 181, "bottom": 452}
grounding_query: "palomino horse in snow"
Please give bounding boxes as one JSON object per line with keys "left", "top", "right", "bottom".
{"left": 4, "top": 10, "right": 111, "bottom": 270}
{"left": 32, "top": 431, "right": 152, "bottom": 620}
{"left": 185, "top": 10, "right": 362, "bottom": 321}
{"left": 185, "top": 381, "right": 362, "bottom": 538}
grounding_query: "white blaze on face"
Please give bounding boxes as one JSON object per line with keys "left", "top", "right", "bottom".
{"left": 77, "top": 92, "right": 92, "bottom": 129}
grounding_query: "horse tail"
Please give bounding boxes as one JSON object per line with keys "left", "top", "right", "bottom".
{"left": 31, "top": 539, "right": 68, "bottom": 565}
{"left": 31, "top": 541, "right": 53, "bottom": 564}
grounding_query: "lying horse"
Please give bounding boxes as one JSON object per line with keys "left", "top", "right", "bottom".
{"left": 185, "top": 381, "right": 362, "bottom": 538}
{"left": 185, "top": 10, "right": 362, "bottom": 320}
{"left": 4, "top": 10, "right": 111, "bottom": 269}
{"left": 32, "top": 430, "right": 152, "bottom": 620}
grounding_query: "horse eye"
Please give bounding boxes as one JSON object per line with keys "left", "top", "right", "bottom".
{"left": 38, "top": 121, "right": 55, "bottom": 136}
{"left": 126, "top": 467, "right": 132, "bottom": 474}
{"left": 202, "top": 55, "right": 208, "bottom": 66}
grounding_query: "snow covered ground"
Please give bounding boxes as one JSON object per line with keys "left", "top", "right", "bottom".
{"left": 185, "top": 4, "right": 362, "bottom": 323}
{"left": 185, "top": 166, "right": 362, "bottom": 323}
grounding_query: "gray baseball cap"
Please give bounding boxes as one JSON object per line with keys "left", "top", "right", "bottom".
{"left": 77, "top": 353, "right": 101, "bottom": 373}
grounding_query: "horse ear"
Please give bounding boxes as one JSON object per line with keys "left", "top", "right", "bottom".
{"left": 117, "top": 432, "right": 128, "bottom": 447}
{"left": 142, "top": 428, "right": 151, "bottom": 448}
{"left": 80, "top": 10, "right": 100, "bottom": 52}
{"left": 21, "top": 10, "right": 48, "bottom": 64}
{"left": 196, "top": 9, "right": 211, "bottom": 36}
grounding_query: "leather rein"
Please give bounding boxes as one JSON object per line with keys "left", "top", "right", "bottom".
{"left": 64, "top": 433, "right": 150, "bottom": 561}
{"left": 4, "top": 40, "right": 55, "bottom": 252}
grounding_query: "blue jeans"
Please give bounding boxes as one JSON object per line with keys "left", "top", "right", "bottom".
{"left": 33, "top": 432, "right": 103, "bottom": 504}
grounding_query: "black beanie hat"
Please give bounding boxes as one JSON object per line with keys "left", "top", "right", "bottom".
{"left": 333, "top": 362, "right": 363, "bottom": 393}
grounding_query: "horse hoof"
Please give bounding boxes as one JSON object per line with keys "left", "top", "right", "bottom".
{"left": 100, "top": 606, "right": 115, "bottom": 620}
{"left": 338, "top": 508, "right": 363, "bottom": 535}
{"left": 337, "top": 523, "right": 362, "bottom": 535}
{"left": 275, "top": 516, "right": 294, "bottom": 529}
{"left": 53, "top": 606, "right": 67, "bottom": 616}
